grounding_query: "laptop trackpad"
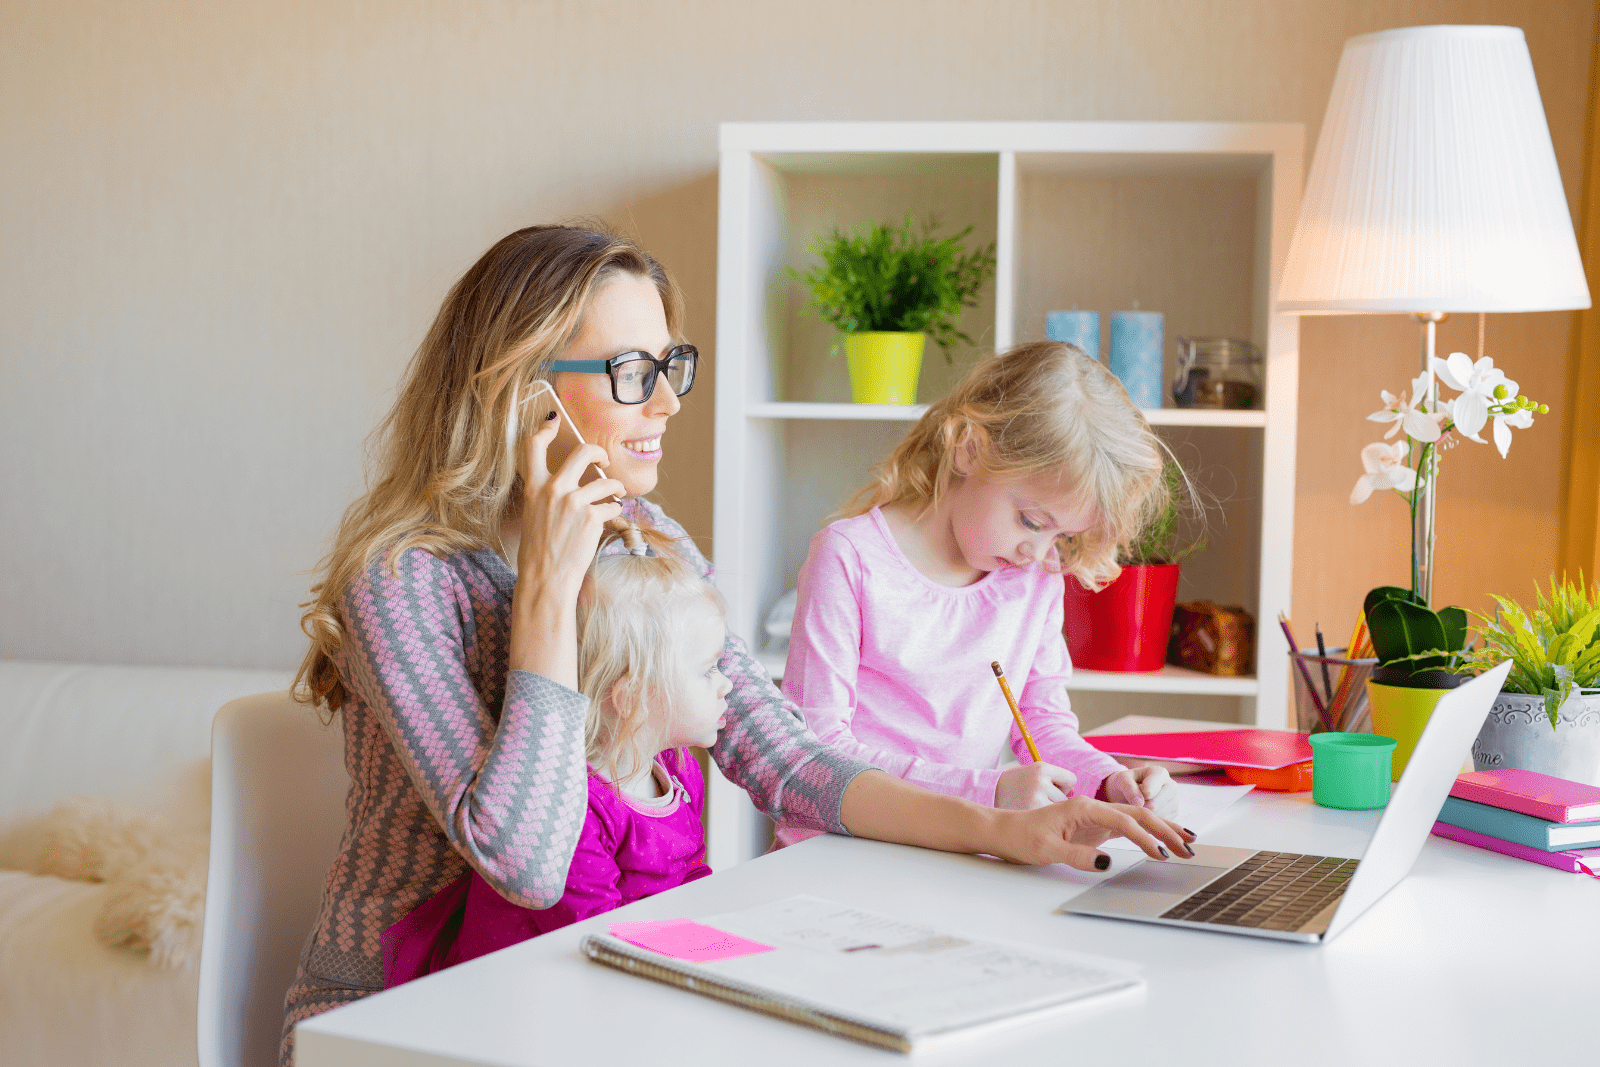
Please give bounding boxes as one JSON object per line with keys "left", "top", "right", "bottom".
{"left": 1062, "top": 858, "right": 1238, "bottom": 919}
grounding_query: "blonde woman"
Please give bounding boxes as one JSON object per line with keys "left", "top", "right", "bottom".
{"left": 778, "top": 344, "right": 1191, "bottom": 845}
{"left": 281, "top": 226, "right": 1188, "bottom": 1063}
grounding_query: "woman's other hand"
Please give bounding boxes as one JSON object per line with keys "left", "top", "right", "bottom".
{"left": 994, "top": 762, "right": 1078, "bottom": 810}
{"left": 991, "top": 796, "right": 1196, "bottom": 871}
{"left": 506, "top": 415, "right": 626, "bottom": 683}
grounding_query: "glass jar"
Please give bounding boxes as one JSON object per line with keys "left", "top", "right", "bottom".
{"left": 1172, "top": 337, "right": 1262, "bottom": 409}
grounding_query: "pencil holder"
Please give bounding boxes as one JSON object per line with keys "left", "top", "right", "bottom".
{"left": 1290, "top": 648, "right": 1377, "bottom": 734}
{"left": 1309, "top": 732, "right": 1397, "bottom": 810}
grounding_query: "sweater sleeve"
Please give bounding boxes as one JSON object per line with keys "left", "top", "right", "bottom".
{"left": 1014, "top": 588, "right": 1125, "bottom": 800}
{"left": 783, "top": 527, "right": 1006, "bottom": 806}
{"left": 340, "top": 546, "right": 591, "bottom": 909}
{"left": 634, "top": 501, "right": 875, "bottom": 834}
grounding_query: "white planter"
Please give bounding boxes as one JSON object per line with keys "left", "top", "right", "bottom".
{"left": 1471, "top": 690, "right": 1600, "bottom": 787}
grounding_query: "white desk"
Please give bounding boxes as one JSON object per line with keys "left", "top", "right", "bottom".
{"left": 297, "top": 788, "right": 1599, "bottom": 1067}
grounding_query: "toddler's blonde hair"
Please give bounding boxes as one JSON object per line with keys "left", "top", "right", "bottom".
{"left": 577, "top": 525, "right": 726, "bottom": 785}
{"left": 842, "top": 341, "right": 1168, "bottom": 590}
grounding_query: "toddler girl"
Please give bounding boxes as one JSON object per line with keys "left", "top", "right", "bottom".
{"left": 381, "top": 522, "right": 730, "bottom": 983}
{"left": 779, "top": 342, "right": 1176, "bottom": 845}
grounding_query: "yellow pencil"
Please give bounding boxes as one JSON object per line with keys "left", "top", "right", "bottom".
{"left": 991, "top": 661, "right": 1042, "bottom": 762}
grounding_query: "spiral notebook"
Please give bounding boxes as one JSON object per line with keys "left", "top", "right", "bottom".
{"left": 580, "top": 896, "right": 1143, "bottom": 1052}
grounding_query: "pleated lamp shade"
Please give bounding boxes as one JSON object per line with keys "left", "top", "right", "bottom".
{"left": 1278, "top": 24, "right": 1590, "bottom": 314}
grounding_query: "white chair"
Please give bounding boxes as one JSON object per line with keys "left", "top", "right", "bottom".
{"left": 198, "top": 692, "right": 348, "bottom": 1067}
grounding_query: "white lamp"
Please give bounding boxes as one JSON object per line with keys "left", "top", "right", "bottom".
{"left": 1278, "top": 24, "right": 1591, "bottom": 604}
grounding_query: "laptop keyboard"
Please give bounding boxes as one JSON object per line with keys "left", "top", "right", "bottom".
{"left": 1160, "top": 851, "right": 1358, "bottom": 932}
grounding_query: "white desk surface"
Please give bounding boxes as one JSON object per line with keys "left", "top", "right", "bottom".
{"left": 297, "top": 787, "right": 1599, "bottom": 1067}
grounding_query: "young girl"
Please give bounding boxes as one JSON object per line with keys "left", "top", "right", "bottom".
{"left": 779, "top": 342, "right": 1178, "bottom": 845}
{"left": 381, "top": 522, "right": 731, "bottom": 984}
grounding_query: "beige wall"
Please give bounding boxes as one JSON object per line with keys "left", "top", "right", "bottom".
{"left": 1, "top": 0, "right": 1593, "bottom": 671}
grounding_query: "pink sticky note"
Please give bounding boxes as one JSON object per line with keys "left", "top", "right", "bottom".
{"left": 608, "top": 918, "right": 774, "bottom": 962}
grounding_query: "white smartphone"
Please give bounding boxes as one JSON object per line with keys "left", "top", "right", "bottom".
{"left": 519, "top": 380, "right": 606, "bottom": 488}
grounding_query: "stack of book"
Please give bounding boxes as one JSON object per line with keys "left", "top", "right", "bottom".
{"left": 1432, "top": 767, "right": 1600, "bottom": 877}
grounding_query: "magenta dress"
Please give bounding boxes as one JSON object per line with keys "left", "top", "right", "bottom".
{"left": 380, "top": 747, "right": 711, "bottom": 986}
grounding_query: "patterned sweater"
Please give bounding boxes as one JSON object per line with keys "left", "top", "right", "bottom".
{"left": 280, "top": 499, "right": 871, "bottom": 1063}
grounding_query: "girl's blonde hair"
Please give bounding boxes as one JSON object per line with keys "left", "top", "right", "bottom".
{"left": 577, "top": 525, "right": 726, "bottom": 785}
{"left": 842, "top": 341, "right": 1168, "bottom": 590}
{"left": 295, "top": 223, "right": 684, "bottom": 713}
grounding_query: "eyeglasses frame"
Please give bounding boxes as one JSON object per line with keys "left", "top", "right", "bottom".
{"left": 548, "top": 344, "right": 698, "bottom": 405}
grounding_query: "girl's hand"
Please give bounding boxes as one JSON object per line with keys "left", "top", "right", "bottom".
{"left": 991, "top": 796, "right": 1196, "bottom": 871}
{"left": 994, "top": 762, "right": 1078, "bottom": 810}
{"left": 1098, "top": 766, "right": 1174, "bottom": 811}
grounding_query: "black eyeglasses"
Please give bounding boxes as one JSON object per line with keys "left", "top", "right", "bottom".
{"left": 549, "top": 345, "right": 698, "bottom": 405}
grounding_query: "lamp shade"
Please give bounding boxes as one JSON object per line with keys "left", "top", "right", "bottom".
{"left": 1278, "top": 25, "right": 1590, "bottom": 314}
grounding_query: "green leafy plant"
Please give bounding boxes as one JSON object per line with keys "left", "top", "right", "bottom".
{"left": 791, "top": 214, "right": 997, "bottom": 362}
{"left": 1365, "top": 585, "right": 1470, "bottom": 687}
{"left": 1119, "top": 463, "right": 1206, "bottom": 567}
{"left": 1456, "top": 574, "right": 1600, "bottom": 727}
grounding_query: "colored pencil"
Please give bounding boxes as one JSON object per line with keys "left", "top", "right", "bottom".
{"left": 991, "top": 661, "right": 1041, "bottom": 762}
{"left": 1278, "top": 614, "right": 1330, "bottom": 732}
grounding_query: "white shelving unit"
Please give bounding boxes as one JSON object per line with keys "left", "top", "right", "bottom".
{"left": 709, "top": 121, "right": 1303, "bottom": 869}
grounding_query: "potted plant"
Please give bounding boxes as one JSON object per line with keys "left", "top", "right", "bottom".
{"left": 1350, "top": 351, "right": 1547, "bottom": 775}
{"left": 1455, "top": 575, "right": 1600, "bottom": 786}
{"left": 1063, "top": 463, "right": 1203, "bottom": 672}
{"left": 792, "top": 214, "right": 996, "bottom": 405}
{"left": 1363, "top": 586, "right": 1472, "bottom": 779}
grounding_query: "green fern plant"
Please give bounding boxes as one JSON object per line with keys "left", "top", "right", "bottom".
{"left": 790, "top": 214, "right": 996, "bottom": 362}
{"left": 1119, "top": 462, "right": 1206, "bottom": 566}
{"left": 1456, "top": 574, "right": 1600, "bottom": 727}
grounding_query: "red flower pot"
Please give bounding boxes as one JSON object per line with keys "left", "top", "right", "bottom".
{"left": 1062, "top": 564, "right": 1182, "bottom": 672}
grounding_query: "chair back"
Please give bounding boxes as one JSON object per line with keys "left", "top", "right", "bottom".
{"left": 197, "top": 692, "right": 348, "bottom": 1067}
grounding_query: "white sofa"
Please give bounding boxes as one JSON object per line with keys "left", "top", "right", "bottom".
{"left": 0, "top": 660, "right": 291, "bottom": 1067}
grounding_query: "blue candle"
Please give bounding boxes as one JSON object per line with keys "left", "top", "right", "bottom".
{"left": 1046, "top": 310, "right": 1100, "bottom": 360}
{"left": 1109, "top": 310, "right": 1164, "bottom": 409}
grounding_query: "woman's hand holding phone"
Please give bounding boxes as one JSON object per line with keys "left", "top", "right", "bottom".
{"left": 506, "top": 412, "right": 626, "bottom": 686}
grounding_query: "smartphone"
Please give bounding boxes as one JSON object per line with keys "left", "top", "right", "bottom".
{"left": 522, "top": 380, "right": 607, "bottom": 489}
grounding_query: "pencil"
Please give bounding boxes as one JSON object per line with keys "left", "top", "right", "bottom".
{"left": 1315, "top": 623, "right": 1333, "bottom": 705}
{"left": 1278, "top": 614, "right": 1331, "bottom": 733}
{"left": 991, "top": 661, "right": 1042, "bottom": 762}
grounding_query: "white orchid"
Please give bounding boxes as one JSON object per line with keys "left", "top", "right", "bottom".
{"left": 1490, "top": 405, "right": 1535, "bottom": 458}
{"left": 1430, "top": 351, "right": 1513, "bottom": 443}
{"left": 1350, "top": 440, "right": 1416, "bottom": 504}
{"left": 1367, "top": 369, "right": 1443, "bottom": 443}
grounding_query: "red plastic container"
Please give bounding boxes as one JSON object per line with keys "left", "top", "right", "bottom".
{"left": 1062, "top": 564, "right": 1182, "bottom": 672}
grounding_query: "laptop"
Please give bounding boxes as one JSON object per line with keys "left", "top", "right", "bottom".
{"left": 1059, "top": 661, "right": 1512, "bottom": 944}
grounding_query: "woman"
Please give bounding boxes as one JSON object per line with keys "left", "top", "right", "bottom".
{"left": 282, "top": 224, "right": 1186, "bottom": 1063}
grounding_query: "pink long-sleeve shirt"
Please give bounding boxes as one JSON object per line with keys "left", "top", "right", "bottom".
{"left": 779, "top": 508, "right": 1123, "bottom": 842}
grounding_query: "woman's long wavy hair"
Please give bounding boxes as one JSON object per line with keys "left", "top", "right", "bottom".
{"left": 295, "top": 224, "right": 684, "bottom": 713}
{"left": 577, "top": 525, "right": 725, "bottom": 786}
{"left": 841, "top": 341, "right": 1168, "bottom": 590}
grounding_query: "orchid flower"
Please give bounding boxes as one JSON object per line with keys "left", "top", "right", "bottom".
{"left": 1431, "top": 352, "right": 1513, "bottom": 442}
{"left": 1350, "top": 440, "right": 1416, "bottom": 504}
{"left": 1367, "top": 369, "right": 1443, "bottom": 443}
{"left": 1491, "top": 405, "right": 1535, "bottom": 458}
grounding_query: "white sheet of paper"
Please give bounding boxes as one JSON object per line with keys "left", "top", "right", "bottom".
{"left": 1099, "top": 780, "right": 1255, "bottom": 850}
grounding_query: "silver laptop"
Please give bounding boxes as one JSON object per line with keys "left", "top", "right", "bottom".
{"left": 1060, "top": 661, "right": 1512, "bottom": 944}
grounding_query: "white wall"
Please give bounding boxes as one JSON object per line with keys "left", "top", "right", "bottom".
{"left": 1, "top": 0, "right": 1592, "bottom": 670}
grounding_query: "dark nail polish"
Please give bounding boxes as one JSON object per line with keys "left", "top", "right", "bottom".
{"left": 1183, "top": 827, "right": 1198, "bottom": 839}
{"left": 1094, "top": 854, "right": 1111, "bottom": 871}
{"left": 545, "top": 411, "right": 558, "bottom": 420}
{"left": 1158, "top": 846, "right": 1171, "bottom": 859}
{"left": 1184, "top": 845, "right": 1198, "bottom": 858}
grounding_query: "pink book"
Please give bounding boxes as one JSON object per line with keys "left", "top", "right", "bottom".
{"left": 1084, "top": 730, "right": 1312, "bottom": 770}
{"left": 1431, "top": 820, "right": 1600, "bottom": 878}
{"left": 1449, "top": 767, "right": 1600, "bottom": 823}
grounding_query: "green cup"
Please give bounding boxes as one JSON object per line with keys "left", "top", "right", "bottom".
{"left": 1308, "top": 732, "right": 1398, "bottom": 810}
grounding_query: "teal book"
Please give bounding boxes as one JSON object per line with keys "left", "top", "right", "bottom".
{"left": 1437, "top": 796, "right": 1600, "bottom": 852}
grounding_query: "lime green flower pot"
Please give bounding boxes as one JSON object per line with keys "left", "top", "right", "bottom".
{"left": 844, "top": 332, "right": 925, "bottom": 405}
{"left": 1366, "top": 681, "right": 1451, "bottom": 781}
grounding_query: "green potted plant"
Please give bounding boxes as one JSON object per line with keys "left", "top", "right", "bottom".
{"left": 792, "top": 214, "right": 996, "bottom": 404}
{"left": 1350, "top": 351, "right": 1547, "bottom": 776}
{"left": 1363, "top": 586, "right": 1472, "bottom": 779}
{"left": 1062, "top": 463, "right": 1204, "bottom": 672}
{"left": 1455, "top": 574, "right": 1600, "bottom": 786}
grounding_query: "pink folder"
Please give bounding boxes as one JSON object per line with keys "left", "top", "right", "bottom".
{"left": 1085, "top": 729, "right": 1313, "bottom": 770}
